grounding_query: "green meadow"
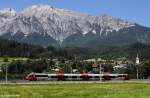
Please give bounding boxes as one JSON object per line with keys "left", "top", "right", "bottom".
{"left": 0, "top": 57, "right": 28, "bottom": 66}
{"left": 0, "top": 83, "right": 149, "bottom": 98}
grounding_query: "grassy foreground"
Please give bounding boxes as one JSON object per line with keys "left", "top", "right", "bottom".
{"left": 0, "top": 83, "right": 149, "bottom": 98}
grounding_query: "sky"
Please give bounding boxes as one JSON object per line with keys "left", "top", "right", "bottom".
{"left": 0, "top": 0, "right": 149, "bottom": 27}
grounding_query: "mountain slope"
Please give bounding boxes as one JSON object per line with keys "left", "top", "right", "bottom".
{"left": 63, "top": 25, "right": 150, "bottom": 47}
{"left": 0, "top": 5, "right": 150, "bottom": 47}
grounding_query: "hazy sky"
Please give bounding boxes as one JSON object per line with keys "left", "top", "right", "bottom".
{"left": 0, "top": 0, "right": 149, "bottom": 27}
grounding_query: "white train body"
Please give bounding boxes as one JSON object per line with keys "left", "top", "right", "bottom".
{"left": 26, "top": 73, "right": 129, "bottom": 81}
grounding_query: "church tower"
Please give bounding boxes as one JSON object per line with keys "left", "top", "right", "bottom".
{"left": 136, "top": 54, "right": 140, "bottom": 65}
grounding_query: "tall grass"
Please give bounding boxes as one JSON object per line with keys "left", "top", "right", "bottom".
{"left": 0, "top": 83, "right": 149, "bottom": 98}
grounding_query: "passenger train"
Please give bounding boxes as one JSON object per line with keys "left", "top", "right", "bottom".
{"left": 26, "top": 72, "right": 129, "bottom": 81}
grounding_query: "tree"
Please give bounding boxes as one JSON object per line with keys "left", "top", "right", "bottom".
{"left": 3, "top": 55, "right": 8, "bottom": 62}
{"left": 2, "top": 60, "right": 25, "bottom": 74}
{"left": 114, "top": 66, "right": 126, "bottom": 74}
{"left": 103, "top": 65, "right": 114, "bottom": 73}
{"left": 126, "top": 64, "right": 137, "bottom": 79}
{"left": 139, "top": 61, "right": 150, "bottom": 79}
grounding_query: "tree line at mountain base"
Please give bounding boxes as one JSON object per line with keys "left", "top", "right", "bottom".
{"left": 0, "top": 39, "right": 150, "bottom": 79}
{"left": 0, "top": 39, "right": 150, "bottom": 61}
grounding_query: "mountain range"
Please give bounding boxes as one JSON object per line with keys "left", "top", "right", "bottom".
{"left": 0, "top": 5, "right": 150, "bottom": 47}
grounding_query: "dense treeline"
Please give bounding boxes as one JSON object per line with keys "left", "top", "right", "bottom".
{"left": 0, "top": 38, "right": 150, "bottom": 61}
{"left": 65, "top": 42, "right": 150, "bottom": 61}
{"left": 127, "top": 43, "right": 150, "bottom": 61}
{"left": 1, "top": 59, "right": 47, "bottom": 74}
{"left": 0, "top": 39, "right": 72, "bottom": 59}
{"left": 0, "top": 39, "right": 43, "bottom": 57}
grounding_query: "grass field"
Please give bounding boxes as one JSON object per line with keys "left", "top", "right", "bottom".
{"left": 0, "top": 57, "right": 28, "bottom": 66}
{"left": 0, "top": 83, "right": 149, "bottom": 98}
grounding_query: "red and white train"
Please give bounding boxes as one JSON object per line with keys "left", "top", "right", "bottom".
{"left": 26, "top": 73, "right": 129, "bottom": 81}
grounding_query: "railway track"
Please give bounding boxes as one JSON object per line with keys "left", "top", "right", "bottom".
{"left": 0, "top": 79, "right": 150, "bottom": 85}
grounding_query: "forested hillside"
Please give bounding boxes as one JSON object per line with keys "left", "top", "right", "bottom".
{"left": 0, "top": 38, "right": 150, "bottom": 61}
{"left": 0, "top": 39, "right": 70, "bottom": 58}
{"left": 64, "top": 43, "right": 150, "bottom": 61}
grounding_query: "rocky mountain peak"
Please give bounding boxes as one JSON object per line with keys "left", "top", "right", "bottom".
{"left": 97, "top": 14, "right": 135, "bottom": 31}
{"left": 0, "top": 5, "right": 145, "bottom": 47}
{"left": 0, "top": 8, "right": 16, "bottom": 17}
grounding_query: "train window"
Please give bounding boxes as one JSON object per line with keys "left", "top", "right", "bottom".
{"left": 118, "top": 75, "right": 123, "bottom": 77}
{"left": 64, "top": 76, "right": 69, "bottom": 78}
{"left": 94, "top": 76, "right": 100, "bottom": 78}
{"left": 72, "top": 76, "right": 77, "bottom": 78}
{"left": 35, "top": 75, "right": 48, "bottom": 77}
{"left": 29, "top": 75, "right": 34, "bottom": 77}
{"left": 88, "top": 76, "right": 93, "bottom": 78}
{"left": 80, "top": 76, "right": 88, "bottom": 78}
{"left": 110, "top": 76, "right": 115, "bottom": 78}
{"left": 51, "top": 76, "right": 57, "bottom": 78}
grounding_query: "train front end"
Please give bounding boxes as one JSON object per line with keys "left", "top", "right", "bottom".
{"left": 25, "top": 73, "right": 37, "bottom": 81}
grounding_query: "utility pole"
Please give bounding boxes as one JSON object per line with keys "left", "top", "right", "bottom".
{"left": 136, "top": 67, "right": 139, "bottom": 79}
{"left": 99, "top": 64, "right": 102, "bottom": 81}
{"left": 47, "top": 59, "right": 50, "bottom": 72}
{"left": 5, "top": 64, "right": 7, "bottom": 83}
{"left": 136, "top": 54, "right": 140, "bottom": 79}
{"left": 70, "top": 66, "right": 72, "bottom": 74}
{"left": 3, "top": 56, "right": 8, "bottom": 84}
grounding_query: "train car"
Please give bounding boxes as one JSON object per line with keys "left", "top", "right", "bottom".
{"left": 25, "top": 73, "right": 129, "bottom": 81}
